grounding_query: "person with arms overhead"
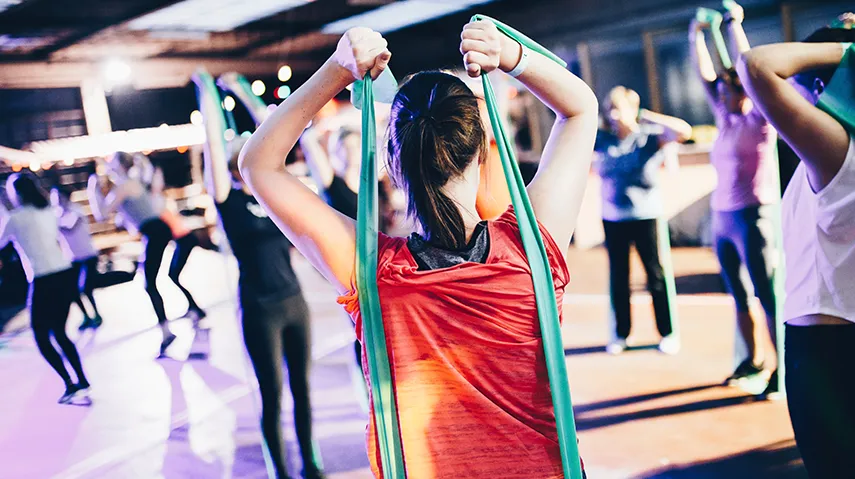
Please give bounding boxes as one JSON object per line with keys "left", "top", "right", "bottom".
{"left": 239, "top": 19, "right": 597, "bottom": 478}
{"left": 596, "top": 86, "right": 692, "bottom": 355}
{"left": 738, "top": 19, "right": 855, "bottom": 476}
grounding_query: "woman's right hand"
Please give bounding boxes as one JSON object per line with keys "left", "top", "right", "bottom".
{"left": 332, "top": 27, "right": 391, "bottom": 82}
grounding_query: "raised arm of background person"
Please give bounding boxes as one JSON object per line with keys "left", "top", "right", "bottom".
{"left": 461, "top": 20, "right": 599, "bottom": 249}
{"left": 639, "top": 108, "right": 693, "bottom": 145}
{"left": 738, "top": 43, "right": 850, "bottom": 191}
{"left": 239, "top": 28, "right": 390, "bottom": 293}
{"left": 689, "top": 19, "right": 720, "bottom": 107}
{"left": 298, "top": 126, "right": 336, "bottom": 191}
{"left": 724, "top": 3, "right": 751, "bottom": 56}
{"left": 218, "top": 73, "right": 270, "bottom": 126}
{"left": 150, "top": 167, "right": 166, "bottom": 196}
{"left": 0, "top": 200, "right": 11, "bottom": 248}
{"left": 193, "top": 70, "right": 232, "bottom": 204}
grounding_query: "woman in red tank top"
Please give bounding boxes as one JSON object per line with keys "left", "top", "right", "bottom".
{"left": 239, "top": 19, "right": 598, "bottom": 478}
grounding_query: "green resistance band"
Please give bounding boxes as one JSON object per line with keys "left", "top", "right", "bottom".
{"left": 353, "top": 73, "right": 406, "bottom": 479}
{"left": 696, "top": 8, "right": 732, "bottom": 69}
{"left": 471, "top": 14, "right": 583, "bottom": 479}
{"left": 817, "top": 43, "right": 855, "bottom": 134}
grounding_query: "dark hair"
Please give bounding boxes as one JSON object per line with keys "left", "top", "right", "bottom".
{"left": 112, "top": 151, "right": 136, "bottom": 172}
{"left": 793, "top": 26, "right": 855, "bottom": 93}
{"left": 387, "top": 71, "right": 487, "bottom": 249}
{"left": 717, "top": 67, "right": 744, "bottom": 93}
{"left": 10, "top": 174, "right": 49, "bottom": 209}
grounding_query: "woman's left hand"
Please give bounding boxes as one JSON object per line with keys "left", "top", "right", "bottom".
{"left": 460, "top": 20, "right": 521, "bottom": 78}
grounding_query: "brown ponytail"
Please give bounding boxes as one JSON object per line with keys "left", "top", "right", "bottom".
{"left": 387, "top": 71, "right": 486, "bottom": 249}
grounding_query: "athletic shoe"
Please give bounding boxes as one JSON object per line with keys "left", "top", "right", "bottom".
{"left": 302, "top": 467, "right": 327, "bottom": 479}
{"left": 761, "top": 369, "right": 783, "bottom": 400}
{"left": 606, "top": 339, "right": 627, "bottom": 355}
{"left": 159, "top": 333, "right": 177, "bottom": 357}
{"left": 58, "top": 385, "right": 78, "bottom": 404}
{"left": 78, "top": 317, "right": 97, "bottom": 331}
{"left": 658, "top": 334, "right": 681, "bottom": 355}
{"left": 725, "top": 359, "right": 765, "bottom": 386}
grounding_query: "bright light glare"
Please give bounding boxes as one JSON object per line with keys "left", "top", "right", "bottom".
{"left": 277, "top": 65, "right": 292, "bottom": 82}
{"left": 190, "top": 110, "right": 203, "bottom": 125}
{"left": 29, "top": 160, "right": 41, "bottom": 172}
{"left": 224, "top": 129, "right": 236, "bottom": 141}
{"left": 251, "top": 80, "right": 266, "bottom": 96}
{"left": 128, "top": 0, "right": 312, "bottom": 32}
{"left": 322, "top": 0, "right": 495, "bottom": 34}
{"left": 102, "top": 59, "right": 131, "bottom": 84}
{"left": 275, "top": 85, "right": 291, "bottom": 100}
{"left": 223, "top": 96, "right": 236, "bottom": 112}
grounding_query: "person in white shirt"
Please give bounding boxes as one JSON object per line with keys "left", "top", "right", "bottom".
{"left": 51, "top": 186, "right": 103, "bottom": 331}
{"left": 738, "top": 21, "right": 855, "bottom": 476}
{"left": 0, "top": 174, "right": 90, "bottom": 404}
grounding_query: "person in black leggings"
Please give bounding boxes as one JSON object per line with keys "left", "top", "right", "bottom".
{"left": 1, "top": 174, "right": 90, "bottom": 404}
{"left": 88, "top": 152, "right": 205, "bottom": 355}
{"left": 51, "top": 186, "right": 104, "bottom": 331}
{"left": 196, "top": 70, "right": 324, "bottom": 479}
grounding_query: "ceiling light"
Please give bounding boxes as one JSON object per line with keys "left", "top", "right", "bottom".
{"left": 251, "top": 80, "right": 266, "bottom": 96}
{"left": 0, "top": 0, "right": 23, "bottom": 14}
{"left": 190, "top": 110, "right": 203, "bottom": 125}
{"left": 322, "top": 0, "right": 494, "bottom": 34}
{"left": 102, "top": 59, "right": 131, "bottom": 84}
{"left": 128, "top": 0, "right": 313, "bottom": 32}
{"left": 223, "top": 96, "right": 236, "bottom": 112}
{"left": 275, "top": 85, "right": 291, "bottom": 100}
{"left": 278, "top": 65, "right": 292, "bottom": 82}
{"left": 224, "top": 129, "right": 236, "bottom": 141}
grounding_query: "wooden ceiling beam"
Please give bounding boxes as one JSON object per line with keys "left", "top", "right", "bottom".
{"left": 0, "top": 57, "right": 312, "bottom": 89}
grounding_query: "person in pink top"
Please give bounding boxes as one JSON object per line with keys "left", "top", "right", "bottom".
{"left": 690, "top": 4, "right": 780, "bottom": 396}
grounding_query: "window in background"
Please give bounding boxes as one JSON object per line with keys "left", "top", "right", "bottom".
{"left": 588, "top": 36, "right": 650, "bottom": 107}
{"left": 792, "top": 0, "right": 853, "bottom": 40}
{"left": 654, "top": 29, "right": 713, "bottom": 126}
{"left": 0, "top": 88, "right": 86, "bottom": 149}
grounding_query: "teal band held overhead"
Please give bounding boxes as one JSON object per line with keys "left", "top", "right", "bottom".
{"left": 355, "top": 74, "right": 406, "bottom": 479}
{"left": 696, "top": 7, "right": 732, "bottom": 69}
{"left": 472, "top": 13, "right": 583, "bottom": 479}
{"left": 817, "top": 43, "right": 855, "bottom": 134}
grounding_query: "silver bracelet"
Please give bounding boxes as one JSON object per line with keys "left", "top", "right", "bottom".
{"left": 507, "top": 44, "right": 530, "bottom": 78}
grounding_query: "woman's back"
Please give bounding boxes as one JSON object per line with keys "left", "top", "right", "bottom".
{"left": 339, "top": 208, "right": 569, "bottom": 478}
{"left": 4, "top": 206, "right": 69, "bottom": 280}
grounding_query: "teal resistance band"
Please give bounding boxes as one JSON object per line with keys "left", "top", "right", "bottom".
{"left": 818, "top": 43, "right": 855, "bottom": 134}
{"left": 696, "top": 8, "right": 732, "bottom": 69}
{"left": 354, "top": 74, "right": 406, "bottom": 479}
{"left": 218, "top": 73, "right": 271, "bottom": 126}
{"left": 472, "top": 14, "right": 583, "bottom": 479}
{"left": 353, "top": 17, "right": 585, "bottom": 478}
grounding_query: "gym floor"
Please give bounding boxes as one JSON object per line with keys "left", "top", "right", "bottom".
{"left": 0, "top": 246, "right": 804, "bottom": 479}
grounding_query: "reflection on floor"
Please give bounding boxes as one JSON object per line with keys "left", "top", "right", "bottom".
{"left": 0, "top": 247, "right": 804, "bottom": 478}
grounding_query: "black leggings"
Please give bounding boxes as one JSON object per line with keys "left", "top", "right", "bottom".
{"left": 139, "top": 219, "right": 202, "bottom": 325}
{"left": 603, "top": 218, "right": 673, "bottom": 339}
{"left": 30, "top": 268, "right": 88, "bottom": 387}
{"left": 72, "top": 256, "right": 101, "bottom": 319}
{"left": 785, "top": 323, "right": 855, "bottom": 478}
{"left": 712, "top": 206, "right": 777, "bottom": 320}
{"left": 242, "top": 293, "right": 315, "bottom": 478}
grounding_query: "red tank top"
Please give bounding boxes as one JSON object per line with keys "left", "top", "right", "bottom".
{"left": 338, "top": 207, "right": 575, "bottom": 478}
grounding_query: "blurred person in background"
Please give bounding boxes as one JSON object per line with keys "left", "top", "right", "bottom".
{"left": 51, "top": 185, "right": 103, "bottom": 331}
{"left": 194, "top": 67, "right": 325, "bottom": 479}
{"left": 690, "top": 4, "right": 780, "bottom": 395}
{"left": 738, "top": 19, "right": 855, "bottom": 476}
{"left": 596, "top": 85, "right": 692, "bottom": 356}
{"left": 88, "top": 152, "right": 205, "bottom": 356}
{"left": 137, "top": 153, "right": 208, "bottom": 327}
{"left": 0, "top": 174, "right": 90, "bottom": 404}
